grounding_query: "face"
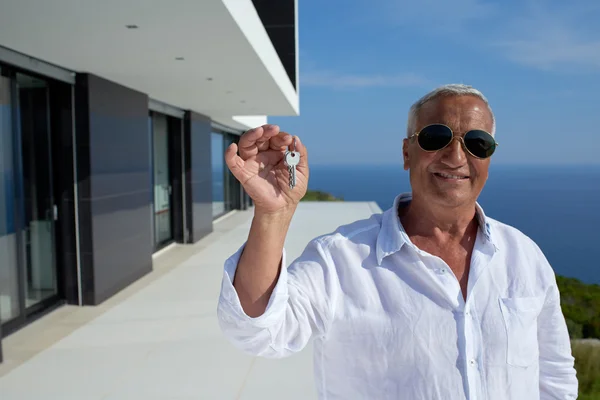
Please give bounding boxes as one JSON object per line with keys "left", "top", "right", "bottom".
{"left": 402, "top": 95, "right": 494, "bottom": 209}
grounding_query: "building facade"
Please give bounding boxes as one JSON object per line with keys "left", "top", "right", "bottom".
{"left": 0, "top": 0, "right": 299, "bottom": 361}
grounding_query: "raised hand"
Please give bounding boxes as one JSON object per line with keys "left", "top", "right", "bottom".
{"left": 224, "top": 124, "right": 308, "bottom": 214}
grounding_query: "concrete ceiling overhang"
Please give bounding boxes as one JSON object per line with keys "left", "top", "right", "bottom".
{"left": 0, "top": 0, "right": 299, "bottom": 120}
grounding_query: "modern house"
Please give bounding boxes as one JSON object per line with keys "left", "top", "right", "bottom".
{"left": 0, "top": 0, "right": 299, "bottom": 361}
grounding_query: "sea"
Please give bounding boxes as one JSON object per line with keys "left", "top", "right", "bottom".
{"left": 307, "top": 164, "right": 600, "bottom": 285}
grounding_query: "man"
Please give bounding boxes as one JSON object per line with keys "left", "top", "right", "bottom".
{"left": 217, "top": 84, "right": 578, "bottom": 399}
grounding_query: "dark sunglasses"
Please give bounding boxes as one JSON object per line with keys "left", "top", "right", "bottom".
{"left": 408, "top": 124, "right": 498, "bottom": 159}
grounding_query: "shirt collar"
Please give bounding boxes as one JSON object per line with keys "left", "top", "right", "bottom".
{"left": 375, "top": 192, "right": 496, "bottom": 265}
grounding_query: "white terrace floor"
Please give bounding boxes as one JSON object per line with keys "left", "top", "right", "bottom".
{"left": 0, "top": 201, "right": 381, "bottom": 400}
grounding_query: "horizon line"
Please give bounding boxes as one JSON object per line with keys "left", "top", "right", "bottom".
{"left": 308, "top": 162, "right": 600, "bottom": 167}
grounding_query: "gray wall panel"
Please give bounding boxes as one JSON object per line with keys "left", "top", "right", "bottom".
{"left": 75, "top": 74, "right": 152, "bottom": 305}
{"left": 184, "top": 111, "right": 213, "bottom": 243}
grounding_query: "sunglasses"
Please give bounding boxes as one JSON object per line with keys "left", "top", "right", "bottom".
{"left": 408, "top": 124, "right": 498, "bottom": 159}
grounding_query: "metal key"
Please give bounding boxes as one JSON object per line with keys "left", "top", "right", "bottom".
{"left": 284, "top": 139, "right": 300, "bottom": 189}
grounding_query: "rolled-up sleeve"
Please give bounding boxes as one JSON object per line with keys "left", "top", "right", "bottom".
{"left": 538, "top": 274, "right": 579, "bottom": 399}
{"left": 217, "top": 238, "right": 336, "bottom": 359}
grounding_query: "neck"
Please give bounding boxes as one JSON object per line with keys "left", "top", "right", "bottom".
{"left": 399, "top": 194, "right": 479, "bottom": 240}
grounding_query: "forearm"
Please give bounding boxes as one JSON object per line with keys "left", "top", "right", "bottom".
{"left": 233, "top": 206, "right": 296, "bottom": 317}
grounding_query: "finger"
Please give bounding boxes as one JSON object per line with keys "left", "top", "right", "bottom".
{"left": 255, "top": 124, "right": 280, "bottom": 152}
{"left": 237, "top": 127, "right": 263, "bottom": 160}
{"left": 269, "top": 131, "right": 293, "bottom": 151}
{"left": 255, "top": 149, "right": 287, "bottom": 167}
{"left": 224, "top": 142, "right": 250, "bottom": 183}
{"left": 238, "top": 124, "right": 280, "bottom": 159}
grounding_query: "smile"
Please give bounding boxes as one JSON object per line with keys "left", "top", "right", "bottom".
{"left": 434, "top": 172, "right": 469, "bottom": 180}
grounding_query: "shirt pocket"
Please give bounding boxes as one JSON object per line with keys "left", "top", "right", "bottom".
{"left": 498, "top": 296, "right": 545, "bottom": 368}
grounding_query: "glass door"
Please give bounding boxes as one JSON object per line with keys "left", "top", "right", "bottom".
{"left": 223, "top": 134, "right": 237, "bottom": 212}
{"left": 0, "top": 75, "right": 20, "bottom": 324}
{"left": 15, "top": 72, "right": 58, "bottom": 309}
{"left": 152, "top": 112, "right": 173, "bottom": 248}
{"left": 211, "top": 132, "right": 225, "bottom": 217}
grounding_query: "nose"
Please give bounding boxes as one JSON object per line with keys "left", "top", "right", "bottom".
{"left": 440, "top": 136, "right": 467, "bottom": 166}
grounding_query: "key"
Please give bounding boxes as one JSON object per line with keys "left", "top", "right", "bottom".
{"left": 285, "top": 151, "right": 300, "bottom": 189}
{"left": 284, "top": 150, "right": 300, "bottom": 189}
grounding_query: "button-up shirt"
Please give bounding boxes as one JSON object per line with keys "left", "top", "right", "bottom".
{"left": 217, "top": 193, "right": 578, "bottom": 399}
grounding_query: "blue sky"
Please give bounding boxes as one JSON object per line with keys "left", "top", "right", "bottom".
{"left": 269, "top": 0, "right": 600, "bottom": 166}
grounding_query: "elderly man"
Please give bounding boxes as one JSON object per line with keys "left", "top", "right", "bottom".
{"left": 217, "top": 84, "right": 578, "bottom": 399}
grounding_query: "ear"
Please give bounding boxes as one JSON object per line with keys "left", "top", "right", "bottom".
{"left": 402, "top": 138, "right": 410, "bottom": 170}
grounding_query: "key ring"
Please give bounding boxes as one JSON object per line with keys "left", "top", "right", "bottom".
{"left": 292, "top": 137, "right": 296, "bottom": 152}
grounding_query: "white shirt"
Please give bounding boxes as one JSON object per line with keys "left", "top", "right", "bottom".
{"left": 217, "top": 193, "right": 578, "bottom": 400}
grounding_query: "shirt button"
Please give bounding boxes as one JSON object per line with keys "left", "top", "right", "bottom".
{"left": 469, "top": 359, "right": 477, "bottom": 367}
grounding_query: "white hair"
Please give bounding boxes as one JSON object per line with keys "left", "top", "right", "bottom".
{"left": 406, "top": 83, "right": 496, "bottom": 137}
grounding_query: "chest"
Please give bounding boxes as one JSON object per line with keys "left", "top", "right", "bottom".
{"left": 328, "top": 260, "right": 546, "bottom": 373}
{"left": 409, "top": 238, "right": 474, "bottom": 283}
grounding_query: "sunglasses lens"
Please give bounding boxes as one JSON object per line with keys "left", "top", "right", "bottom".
{"left": 418, "top": 124, "right": 453, "bottom": 151}
{"left": 464, "top": 130, "right": 496, "bottom": 158}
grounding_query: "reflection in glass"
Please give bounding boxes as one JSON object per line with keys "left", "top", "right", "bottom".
{"left": 152, "top": 113, "right": 172, "bottom": 246}
{"left": 16, "top": 72, "right": 58, "bottom": 308}
{"left": 0, "top": 75, "right": 20, "bottom": 323}
{"left": 211, "top": 133, "right": 225, "bottom": 217}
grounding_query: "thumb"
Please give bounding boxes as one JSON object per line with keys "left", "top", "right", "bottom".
{"left": 224, "top": 142, "right": 246, "bottom": 183}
